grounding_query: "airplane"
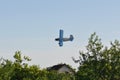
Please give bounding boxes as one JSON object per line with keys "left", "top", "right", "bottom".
{"left": 55, "top": 29, "right": 74, "bottom": 47}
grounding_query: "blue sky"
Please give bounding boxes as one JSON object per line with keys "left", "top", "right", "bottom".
{"left": 0, "top": 0, "right": 120, "bottom": 68}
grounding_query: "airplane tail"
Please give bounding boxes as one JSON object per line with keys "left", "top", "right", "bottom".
{"left": 69, "top": 35, "right": 74, "bottom": 41}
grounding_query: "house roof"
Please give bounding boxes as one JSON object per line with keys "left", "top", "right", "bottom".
{"left": 47, "top": 64, "right": 66, "bottom": 70}
{"left": 47, "top": 63, "right": 75, "bottom": 73}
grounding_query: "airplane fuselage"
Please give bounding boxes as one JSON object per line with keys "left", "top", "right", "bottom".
{"left": 55, "top": 38, "right": 72, "bottom": 41}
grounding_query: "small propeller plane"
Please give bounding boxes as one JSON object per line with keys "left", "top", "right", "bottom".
{"left": 55, "top": 29, "right": 74, "bottom": 47}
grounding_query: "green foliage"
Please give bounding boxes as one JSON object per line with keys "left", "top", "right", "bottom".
{"left": 0, "top": 51, "right": 75, "bottom": 80}
{"left": 75, "top": 32, "right": 120, "bottom": 80}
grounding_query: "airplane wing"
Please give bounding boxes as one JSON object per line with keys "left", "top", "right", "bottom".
{"left": 59, "top": 29, "right": 63, "bottom": 46}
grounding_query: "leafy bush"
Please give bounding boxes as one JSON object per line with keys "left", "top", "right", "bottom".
{"left": 0, "top": 51, "right": 75, "bottom": 80}
{"left": 74, "top": 33, "right": 120, "bottom": 80}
